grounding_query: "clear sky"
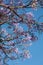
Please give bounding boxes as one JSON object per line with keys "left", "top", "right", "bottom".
{"left": 1, "top": 0, "right": 43, "bottom": 65}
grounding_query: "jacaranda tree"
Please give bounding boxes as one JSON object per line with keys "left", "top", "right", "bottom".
{"left": 0, "top": 0, "right": 43, "bottom": 65}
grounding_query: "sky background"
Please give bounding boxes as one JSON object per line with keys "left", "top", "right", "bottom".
{"left": 9, "top": 4, "right": 43, "bottom": 65}
{"left": 1, "top": 0, "right": 43, "bottom": 65}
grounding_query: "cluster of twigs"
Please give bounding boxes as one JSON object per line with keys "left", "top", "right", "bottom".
{"left": 0, "top": 0, "right": 43, "bottom": 65}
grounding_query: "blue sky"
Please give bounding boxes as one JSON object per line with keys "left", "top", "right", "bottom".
{"left": 1, "top": 0, "right": 43, "bottom": 65}
{"left": 7, "top": 33, "right": 43, "bottom": 65}
{"left": 11, "top": 4, "right": 43, "bottom": 65}
{"left": 20, "top": 8, "right": 43, "bottom": 65}
{"left": 9, "top": 5, "right": 43, "bottom": 65}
